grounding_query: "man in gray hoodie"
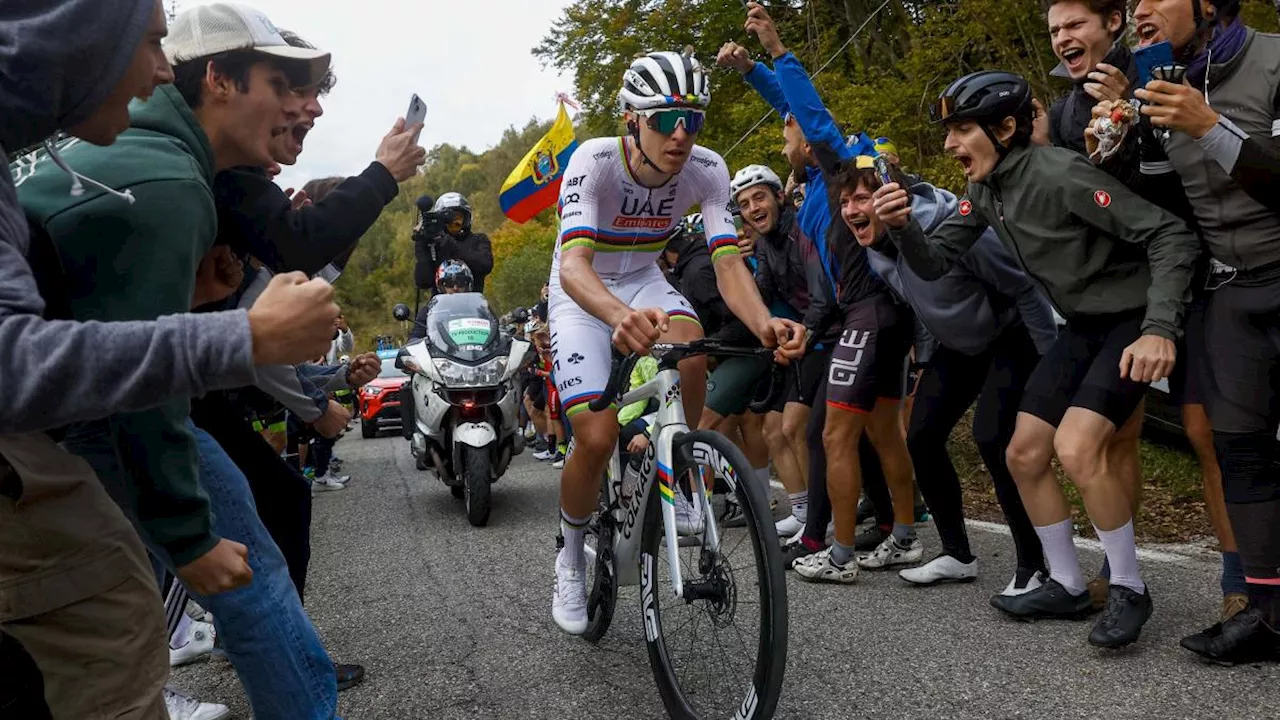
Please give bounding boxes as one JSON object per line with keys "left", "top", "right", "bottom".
{"left": 848, "top": 162, "right": 1057, "bottom": 598}
{"left": 0, "top": 1, "right": 341, "bottom": 716}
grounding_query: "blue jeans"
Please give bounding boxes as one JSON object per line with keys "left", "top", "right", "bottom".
{"left": 63, "top": 419, "right": 338, "bottom": 719}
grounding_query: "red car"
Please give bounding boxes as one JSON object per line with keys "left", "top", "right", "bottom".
{"left": 360, "top": 354, "right": 408, "bottom": 438}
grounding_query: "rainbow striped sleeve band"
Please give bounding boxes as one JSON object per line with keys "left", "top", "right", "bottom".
{"left": 708, "top": 235, "right": 741, "bottom": 262}
{"left": 560, "top": 227, "right": 597, "bottom": 253}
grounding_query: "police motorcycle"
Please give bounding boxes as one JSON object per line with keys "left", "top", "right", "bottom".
{"left": 393, "top": 265, "right": 531, "bottom": 526}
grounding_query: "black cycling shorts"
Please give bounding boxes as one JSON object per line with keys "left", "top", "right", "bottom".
{"left": 525, "top": 379, "right": 547, "bottom": 411}
{"left": 779, "top": 346, "right": 833, "bottom": 411}
{"left": 1204, "top": 278, "right": 1280, "bottom": 434}
{"left": 1167, "top": 298, "right": 1210, "bottom": 407}
{"left": 1020, "top": 311, "right": 1147, "bottom": 428}
{"left": 825, "top": 295, "right": 912, "bottom": 414}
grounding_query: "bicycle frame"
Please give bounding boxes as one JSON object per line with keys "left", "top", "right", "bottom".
{"left": 583, "top": 365, "right": 720, "bottom": 600}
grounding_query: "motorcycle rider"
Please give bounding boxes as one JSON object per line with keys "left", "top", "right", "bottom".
{"left": 413, "top": 192, "right": 494, "bottom": 293}
{"left": 402, "top": 261, "right": 475, "bottom": 437}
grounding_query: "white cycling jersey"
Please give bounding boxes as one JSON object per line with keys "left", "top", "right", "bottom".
{"left": 546, "top": 136, "right": 740, "bottom": 417}
{"left": 550, "top": 136, "right": 740, "bottom": 280}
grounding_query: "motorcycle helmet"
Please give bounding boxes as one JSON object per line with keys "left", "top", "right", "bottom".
{"left": 431, "top": 192, "right": 472, "bottom": 235}
{"left": 436, "top": 259, "right": 474, "bottom": 293}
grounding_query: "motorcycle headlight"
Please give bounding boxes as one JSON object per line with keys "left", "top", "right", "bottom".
{"left": 432, "top": 356, "right": 508, "bottom": 387}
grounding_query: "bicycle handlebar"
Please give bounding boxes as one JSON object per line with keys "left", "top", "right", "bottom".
{"left": 587, "top": 339, "right": 782, "bottom": 413}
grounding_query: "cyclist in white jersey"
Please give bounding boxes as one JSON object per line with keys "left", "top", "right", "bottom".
{"left": 549, "top": 49, "right": 806, "bottom": 634}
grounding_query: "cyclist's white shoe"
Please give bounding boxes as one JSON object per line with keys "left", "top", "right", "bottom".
{"left": 794, "top": 548, "right": 859, "bottom": 584}
{"left": 858, "top": 535, "right": 924, "bottom": 569}
{"left": 163, "top": 687, "right": 230, "bottom": 720}
{"left": 775, "top": 514, "right": 804, "bottom": 538}
{"left": 169, "top": 620, "right": 215, "bottom": 667}
{"left": 674, "top": 491, "right": 704, "bottom": 536}
{"left": 899, "top": 555, "right": 978, "bottom": 586}
{"left": 551, "top": 553, "right": 588, "bottom": 635}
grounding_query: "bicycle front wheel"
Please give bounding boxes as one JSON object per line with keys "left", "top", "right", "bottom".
{"left": 639, "top": 430, "right": 787, "bottom": 720}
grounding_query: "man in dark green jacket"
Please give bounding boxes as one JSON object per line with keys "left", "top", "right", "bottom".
{"left": 17, "top": 3, "right": 345, "bottom": 717}
{"left": 873, "top": 70, "right": 1198, "bottom": 650}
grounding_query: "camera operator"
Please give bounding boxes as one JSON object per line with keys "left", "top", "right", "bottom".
{"left": 413, "top": 192, "right": 494, "bottom": 293}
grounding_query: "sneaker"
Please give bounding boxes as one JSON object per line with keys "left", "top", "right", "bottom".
{"left": 782, "top": 539, "right": 822, "bottom": 570}
{"left": 524, "top": 423, "right": 537, "bottom": 441}
{"left": 169, "top": 620, "right": 215, "bottom": 667}
{"left": 335, "top": 662, "right": 366, "bottom": 691}
{"left": 533, "top": 448, "right": 555, "bottom": 461}
{"left": 311, "top": 476, "right": 346, "bottom": 494}
{"left": 774, "top": 514, "right": 804, "bottom": 538}
{"left": 721, "top": 499, "right": 747, "bottom": 528}
{"left": 998, "top": 568, "right": 1046, "bottom": 598}
{"left": 1223, "top": 593, "right": 1249, "bottom": 622}
{"left": 551, "top": 553, "right": 588, "bottom": 635}
{"left": 317, "top": 472, "right": 350, "bottom": 485}
{"left": 858, "top": 535, "right": 924, "bottom": 570}
{"left": 163, "top": 687, "right": 230, "bottom": 720}
{"left": 1181, "top": 607, "right": 1280, "bottom": 665}
{"left": 854, "top": 524, "right": 889, "bottom": 552}
{"left": 674, "top": 492, "right": 704, "bottom": 535}
{"left": 794, "top": 548, "right": 860, "bottom": 584}
{"left": 184, "top": 601, "right": 208, "bottom": 622}
{"left": 551, "top": 453, "right": 566, "bottom": 469}
{"left": 990, "top": 578, "right": 1094, "bottom": 620}
{"left": 1089, "top": 584, "right": 1153, "bottom": 649}
{"left": 899, "top": 555, "right": 978, "bottom": 586}
{"left": 1087, "top": 576, "right": 1109, "bottom": 611}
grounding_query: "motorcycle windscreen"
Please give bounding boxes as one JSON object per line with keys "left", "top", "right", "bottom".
{"left": 425, "top": 292, "right": 503, "bottom": 362}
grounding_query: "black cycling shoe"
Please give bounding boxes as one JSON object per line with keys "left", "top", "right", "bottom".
{"left": 855, "top": 495, "right": 875, "bottom": 525}
{"left": 1089, "top": 585, "right": 1153, "bottom": 649}
{"left": 990, "top": 578, "right": 1094, "bottom": 620}
{"left": 1181, "top": 607, "right": 1280, "bottom": 665}
{"left": 335, "top": 662, "right": 366, "bottom": 692}
{"left": 781, "top": 539, "right": 821, "bottom": 570}
{"left": 855, "top": 524, "right": 889, "bottom": 552}
{"left": 721, "top": 500, "right": 747, "bottom": 528}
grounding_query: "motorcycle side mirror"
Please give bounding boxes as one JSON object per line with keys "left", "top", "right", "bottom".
{"left": 392, "top": 303, "right": 411, "bottom": 322}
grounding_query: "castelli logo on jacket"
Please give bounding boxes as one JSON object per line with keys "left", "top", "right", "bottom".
{"left": 1094, "top": 190, "right": 1112, "bottom": 208}
{"left": 958, "top": 200, "right": 972, "bottom": 216}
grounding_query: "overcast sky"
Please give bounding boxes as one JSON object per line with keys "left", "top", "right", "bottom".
{"left": 174, "top": 0, "right": 575, "bottom": 191}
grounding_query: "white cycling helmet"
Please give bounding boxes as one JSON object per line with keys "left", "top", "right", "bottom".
{"left": 619, "top": 49, "right": 711, "bottom": 112}
{"left": 730, "top": 164, "right": 783, "bottom": 199}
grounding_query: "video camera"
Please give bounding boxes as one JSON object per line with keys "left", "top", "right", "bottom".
{"left": 413, "top": 194, "right": 450, "bottom": 242}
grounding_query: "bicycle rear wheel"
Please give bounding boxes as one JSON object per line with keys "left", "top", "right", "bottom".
{"left": 639, "top": 430, "right": 787, "bottom": 720}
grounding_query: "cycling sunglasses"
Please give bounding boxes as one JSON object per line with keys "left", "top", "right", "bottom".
{"left": 638, "top": 107, "right": 706, "bottom": 135}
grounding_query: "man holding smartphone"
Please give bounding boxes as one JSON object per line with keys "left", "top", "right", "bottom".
{"left": 1131, "top": 0, "right": 1280, "bottom": 665}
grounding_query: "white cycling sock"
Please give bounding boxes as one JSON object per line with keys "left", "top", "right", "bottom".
{"left": 560, "top": 510, "right": 590, "bottom": 568}
{"left": 1034, "top": 519, "right": 1085, "bottom": 595}
{"left": 788, "top": 491, "right": 808, "bottom": 521}
{"left": 170, "top": 613, "right": 192, "bottom": 650}
{"left": 1095, "top": 521, "right": 1145, "bottom": 594}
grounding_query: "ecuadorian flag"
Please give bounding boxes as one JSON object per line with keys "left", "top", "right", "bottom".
{"left": 499, "top": 101, "right": 578, "bottom": 224}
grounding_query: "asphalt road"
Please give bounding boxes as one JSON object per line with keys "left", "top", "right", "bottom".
{"left": 172, "top": 430, "right": 1280, "bottom": 719}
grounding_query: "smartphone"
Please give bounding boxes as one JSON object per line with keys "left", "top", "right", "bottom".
{"left": 1151, "top": 63, "right": 1188, "bottom": 86}
{"left": 1133, "top": 41, "right": 1175, "bottom": 89}
{"left": 873, "top": 155, "right": 894, "bottom": 188}
{"left": 405, "top": 94, "right": 427, "bottom": 128}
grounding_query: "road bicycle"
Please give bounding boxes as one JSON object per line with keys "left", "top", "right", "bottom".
{"left": 565, "top": 339, "right": 789, "bottom": 720}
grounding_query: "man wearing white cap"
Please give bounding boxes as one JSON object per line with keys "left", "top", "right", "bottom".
{"left": 17, "top": 3, "right": 342, "bottom": 718}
